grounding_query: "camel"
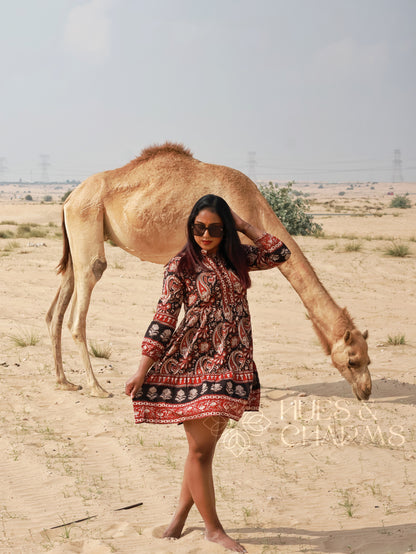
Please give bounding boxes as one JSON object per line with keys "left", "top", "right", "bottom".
{"left": 46, "top": 142, "right": 372, "bottom": 400}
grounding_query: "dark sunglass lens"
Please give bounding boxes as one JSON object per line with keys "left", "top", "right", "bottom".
{"left": 193, "top": 223, "right": 205, "bottom": 236}
{"left": 192, "top": 223, "right": 223, "bottom": 237}
{"left": 208, "top": 225, "right": 223, "bottom": 237}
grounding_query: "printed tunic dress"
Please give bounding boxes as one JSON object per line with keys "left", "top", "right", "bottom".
{"left": 132, "top": 233, "right": 291, "bottom": 424}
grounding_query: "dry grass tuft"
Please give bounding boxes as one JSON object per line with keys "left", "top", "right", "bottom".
{"left": 8, "top": 328, "right": 41, "bottom": 347}
{"left": 89, "top": 340, "right": 112, "bottom": 359}
{"left": 385, "top": 242, "right": 410, "bottom": 257}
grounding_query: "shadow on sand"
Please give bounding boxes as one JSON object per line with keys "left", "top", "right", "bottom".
{"left": 224, "top": 522, "right": 416, "bottom": 553}
{"left": 264, "top": 378, "right": 416, "bottom": 406}
{"left": 183, "top": 523, "right": 416, "bottom": 553}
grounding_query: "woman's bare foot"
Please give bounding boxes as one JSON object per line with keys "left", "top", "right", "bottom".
{"left": 162, "top": 515, "right": 187, "bottom": 539}
{"left": 205, "top": 528, "right": 247, "bottom": 552}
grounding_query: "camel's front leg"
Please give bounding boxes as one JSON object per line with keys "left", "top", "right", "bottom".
{"left": 67, "top": 259, "right": 111, "bottom": 398}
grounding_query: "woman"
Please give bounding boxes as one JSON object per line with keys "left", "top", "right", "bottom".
{"left": 125, "top": 194, "right": 291, "bottom": 552}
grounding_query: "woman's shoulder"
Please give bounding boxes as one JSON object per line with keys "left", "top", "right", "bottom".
{"left": 164, "top": 254, "right": 185, "bottom": 274}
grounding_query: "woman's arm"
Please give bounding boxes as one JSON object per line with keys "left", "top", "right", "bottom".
{"left": 141, "top": 259, "right": 184, "bottom": 360}
{"left": 231, "top": 209, "right": 291, "bottom": 270}
{"left": 231, "top": 209, "right": 265, "bottom": 241}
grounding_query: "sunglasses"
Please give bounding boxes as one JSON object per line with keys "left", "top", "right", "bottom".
{"left": 192, "top": 222, "right": 224, "bottom": 238}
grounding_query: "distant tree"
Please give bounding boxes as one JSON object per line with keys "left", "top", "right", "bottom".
{"left": 390, "top": 194, "right": 411, "bottom": 209}
{"left": 259, "top": 182, "right": 322, "bottom": 236}
{"left": 25, "top": 194, "right": 33, "bottom": 201}
{"left": 61, "top": 190, "right": 72, "bottom": 202}
{"left": 43, "top": 195, "right": 53, "bottom": 202}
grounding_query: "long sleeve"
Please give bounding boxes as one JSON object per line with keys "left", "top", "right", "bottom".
{"left": 243, "top": 232, "right": 291, "bottom": 271}
{"left": 141, "top": 257, "right": 184, "bottom": 361}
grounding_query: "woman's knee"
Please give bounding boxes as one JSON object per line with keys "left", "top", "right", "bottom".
{"left": 188, "top": 443, "right": 215, "bottom": 464}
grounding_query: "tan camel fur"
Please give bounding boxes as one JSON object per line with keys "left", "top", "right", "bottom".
{"left": 46, "top": 142, "right": 372, "bottom": 400}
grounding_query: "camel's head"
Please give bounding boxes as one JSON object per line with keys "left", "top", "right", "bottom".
{"left": 331, "top": 329, "right": 372, "bottom": 401}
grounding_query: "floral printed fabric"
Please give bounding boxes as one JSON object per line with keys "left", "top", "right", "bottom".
{"left": 132, "top": 233, "right": 291, "bottom": 424}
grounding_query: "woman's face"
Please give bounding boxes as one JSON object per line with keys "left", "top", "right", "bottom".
{"left": 192, "top": 209, "right": 223, "bottom": 256}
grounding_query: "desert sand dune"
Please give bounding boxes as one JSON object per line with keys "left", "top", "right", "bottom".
{"left": 0, "top": 186, "right": 415, "bottom": 553}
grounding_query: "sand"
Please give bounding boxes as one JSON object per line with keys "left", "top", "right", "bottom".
{"left": 0, "top": 182, "right": 415, "bottom": 553}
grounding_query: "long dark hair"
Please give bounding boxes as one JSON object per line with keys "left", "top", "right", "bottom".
{"left": 177, "top": 195, "right": 251, "bottom": 289}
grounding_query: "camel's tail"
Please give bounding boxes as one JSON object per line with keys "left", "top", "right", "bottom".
{"left": 57, "top": 210, "right": 71, "bottom": 274}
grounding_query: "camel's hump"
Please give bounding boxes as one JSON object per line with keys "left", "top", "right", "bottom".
{"left": 131, "top": 142, "right": 193, "bottom": 166}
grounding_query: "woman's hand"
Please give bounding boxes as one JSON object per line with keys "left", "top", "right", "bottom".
{"left": 125, "top": 355, "right": 154, "bottom": 398}
{"left": 125, "top": 372, "right": 146, "bottom": 398}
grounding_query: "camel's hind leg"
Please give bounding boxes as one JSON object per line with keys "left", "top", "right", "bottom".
{"left": 65, "top": 214, "right": 111, "bottom": 397}
{"left": 46, "top": 258, "right": 80, "bottom": 390}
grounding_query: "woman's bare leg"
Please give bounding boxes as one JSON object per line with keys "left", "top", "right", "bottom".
{"left": 163, "top": 417, "right": 227, "bottom": 539}
{"left": 164, "top": 416, "right": 246, "bottom": 552}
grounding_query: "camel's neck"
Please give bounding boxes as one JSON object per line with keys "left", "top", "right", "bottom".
{"left": 279, "top": 251, "right": 344, "bottom": 342}
{"left": 264, "top": 216, "right": 351, "bottom": 347}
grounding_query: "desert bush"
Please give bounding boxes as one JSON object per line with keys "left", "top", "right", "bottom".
{"left": 16, "top": 224, "right": 48, "bottom": 238}
{"left": 389, "top": 195, "right": 411, "bottom": 209}
{"left": 0, "top": 230, "right": 14, "bottom": 239}
{"left": 89, "top": 340, "right": 112, "bottom": 359}
{"left": 259, "top": 182, "right": 322, "bottom": 236}
{"left": 344, "top": 240, "right": 362, "bottom": 252}
{"left": 3, "top": 240, "right": 19, "bottom": 252}
{"left": 387, "top": 334, "right": 406, "bottom": 345}
{"left": 385, "top": 242, "right": 410, "bottom": 257}
{"left": 43, "top": 195, "right": 53, "bottom": 202}
{"left": 61, "top": 190, "right": 73, "bottom": 202}
{"left": 25, "top": 194, "right": 33, "bottom": 201}
{"left": 8, "top": 328, "right": 41, "bottom": 347}
{"left": 313, "top": 228, "right": 326, "bottom": 238}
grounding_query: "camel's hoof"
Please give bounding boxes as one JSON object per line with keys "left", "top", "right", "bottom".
{"left": 89, "top": 385, "right": 113, "bottom": 398}
{"left": 56, "top": 381, "right": 82, "bottom": 391}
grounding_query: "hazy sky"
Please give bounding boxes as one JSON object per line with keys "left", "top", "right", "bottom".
{"left": 1, "top": 0, "right": 415, "bottom": 183}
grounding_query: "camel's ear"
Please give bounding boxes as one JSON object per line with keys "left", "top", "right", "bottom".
{"left": 343, "top": 330, "right": 352, "bottom": 344}
{"left": 363, "top": 330, "right": 369, "bottom": 340}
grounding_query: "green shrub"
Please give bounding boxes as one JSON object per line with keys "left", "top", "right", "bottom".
{"left": 25, "top": 194, "right": 33, "bottom": 201}
{"left": 61, "top": 190, "right": 73, "bottom": 202}
{"left": 8, "top": 328, "right": 41, "bottom": 347}
{"left": 3, "top": 240, "right": 19, "bottom": 252}
{"left": 43, "top": 195, "right": 53, "bottom": 202}
{"left": 259, "top": 182, "right": 322, "bottom": 236}
{"left": 89, "top": 340, "right": 112, "bottom": 359}
{"left": 16, "top": 225, "right": 48, "bottom": 238}
{"left": 344, "top": 240, "right": 362, "bottom": 252}
{"left": 389, "top": 195, "right": 411, "bottom": 209}
{"left": 385, "top": 242, "right": 410, "bottom": 257}
{"left": 387, "top": 334, "right": 406, "bottom": 345}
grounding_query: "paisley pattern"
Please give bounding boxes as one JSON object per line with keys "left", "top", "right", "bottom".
{"left": 133, "top": 233, "right": 291, "bottom": 424}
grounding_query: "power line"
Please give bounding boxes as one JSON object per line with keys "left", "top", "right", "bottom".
{"left": 392, "top": 149, "right": 403, "bottom": 182}
{"left": 247, "top": 151, "right": 257, "bottom": 182}
{"left": 0, "top": 157, "right": 7, "bottom": 179}
{"left": 39, "top": 154, "right": 51, "bottom": 183}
